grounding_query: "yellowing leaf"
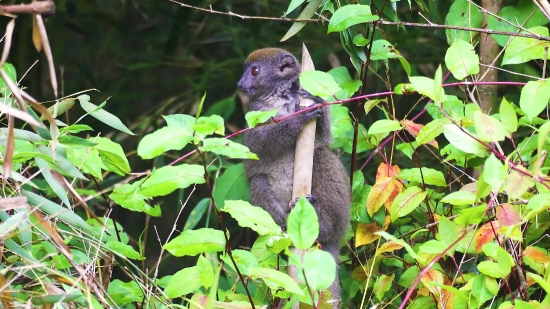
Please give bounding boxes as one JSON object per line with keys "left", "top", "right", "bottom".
{"left": 421, "top": 268, "right": 444, "bottom": 297}
{"left": 524, "top": 247, "right": 550, "bottom": 264}
{"left": 390, "top": 186, "right": 427, "bottom": 221}
{"left": 355, "top": 216, "right": 390, "bottom": 247}
{"left": 376, "top": 241, "right": 404, "bottom": 256}
{"left": 504, "top": 166, "right": 535, "bottom": 200}
{"left": 366, "top": 177, "right": 395, "bottom": 217}
{"left": 473, "top": 110, "right": 507, "bottom": 142}
{"left": 474, "top": 221, "right": 500, "bottom": 253}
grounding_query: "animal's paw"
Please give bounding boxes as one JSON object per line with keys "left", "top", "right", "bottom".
{"left": 289, "top": 194, "right": 320, "bottom": 213}
{"left": 298, "top": 89, "right": 324, "bottom": 104}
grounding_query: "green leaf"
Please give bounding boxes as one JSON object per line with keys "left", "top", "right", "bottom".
{"left": 519, "top": 80, "right": 550, "bottom": 123}
{"left": 165, "top": 266, "right": 201, "bottom": 298}
{"left": 353, "top": 34, "right": 369, "bottom": 46}
{"left": 197, "top": 255, "right": 214, "bottom": 289}
{"left": 409, "top": 76, "right": 446, "bottom": 103}
{"left": 105, "top": 241, "right": 143, "bottom": 260}
{"left": 527, "top": 272, "right": 550, "bottom": 296}
{"left": 443, "top": 124, "right": 488, "bottom": 157}
{"left": 184, "top": 198, "right": 209, "bottom": 231}
{"left": 285, "top": 0, "right": 305, "bottom": 15}
{"left": 499, "top": 97, "right": 518, "bottom": 135}
{"left": 398, "top": 168, "right": 447, "bottom": 187}
{"left": 482, "top": 243, "right": 514, "bottom": 276}
{"left": 199, "top": 138, "right": 258, "bottom": 160}
{"left": 192, "top": 115, "right": 225, "bottom": 136}
{"left": 221, "top": 249, "right": 259, "bottom": 276}
{"left": 371, "top": 40, "right": 402, "bottom": 60}
{"left": 23, "top": 190, "right": 94, "bottom": 234}
{"left": 483, "top": 154, "right": 506, "bottom": 191}
{"left": 299, "top": 70, "right": 341, "bottom": 99}
{"left": 440, "top": 191, "right": 476, "bottom": 205}
{"left": 368, "top": 119, "right": 402, "bottom": 135}
{"left": 478, "top": 261, "right": 507, "bottom": 278}
{"left": 78, "top": 95, "right": 134, "bottom": 135}
{"left": 58, "top": 135, "right": 98, "bottom": 149}
{"left": 373, "top": 273, "right": 395, "bottom": 301}
{"left": 488, "top": 3, "right": 547, "bottom": 47}
{"left": 471, "top": 275, "right": 496, "bottom": 304}
{"left": 110, "top": 180, "right": 162, "bottom": 217}
{"left": 221, "top": 200, "right": 281, "bottom": 236}
{"left": 327, "top": 67, "right": 362, "bottom": 100}
{"left": 0, "top": 128, "right": 43, "bottom": 142}
{"left": 138, "top": 164, "right": 205, "bottom": 197}
{"left": 473, "top": 111, "right": 507, "bottom": 142}
{"left": 327, "top": 4, "right": 379, "bottom": 33}
{"left": 42, "top": 98, "right": 75, "bottom": 120}
{"left": 245, "top": 109, "right": 278, "bottom": 128}
{"left": 137, "top": 126, "right": 193, "bottom": 160}
{"left": 163, "top": 228, "right": 226, "bottom": 257}
{"left": 60, "top": 124, "right": 93, "bottom": 134}
{"left": 107, "top": 280, "right": 143, "bottom": 305}
{"left": 445, "top": 39, "right": 480, "bottom": 80}
{"left": 438, "top": 217, "right": 458, "bottom": 255}
{"left": 538, "top": 121, "right": 550, "bottom": 159}
{"left": 67, "top": 147, "right": 105, "bottom": 180}
{"left": 416, "top": 118, "right": 449, "bottom": 147}
{"left": 248, "top": 267, "right": 303, "bottom": 296}
{"left": 502, "top": 26, "right": 550, "bottom": 65}
{"left": 35, "top": 157, "right": 70, "bottom": 206}
{"left": 298, "top": 250, "right": 337, "bottom": 291}
{"left": 94, "top": 137, "right": 131, "bottom": 176}
{"left": 524, "top": 194, "right": 550, "bottom": 220}
{"left": 445, "top": 0, "right": 483, "bottom": 44}
{"left": 0, "top": 211, "right": 27, "bottom": 238}
{"left": 455, "top": 205, "right": 486, "bottom": 226}
{"left": 280, "top": 0, "right": 322, "bottom": 42}
{"left": 389, "top": 186, "right": 426, "bottom": 221}
{"left": 0, "top": 63, "right": 16, "bottom": 97}
{"left": 287, "top": 197, "right": 319, "bottom": 249}
{"left": 35, "top": 145, "right": 87, "bottom": 180}
{"left": 213, "top": 163, "right": 250, "bottom": 209}
{"left": 418, "top": 239, "right": 448, "bottom": 254}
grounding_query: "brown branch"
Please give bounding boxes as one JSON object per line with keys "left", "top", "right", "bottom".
{"left": 170, "top": 0, "right": 550, "bottom": 42}
{"left": 0, "top": 0, "right": 55, "bottom": 16}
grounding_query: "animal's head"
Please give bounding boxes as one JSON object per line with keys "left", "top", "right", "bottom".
{"left": 237, "top": 48, "right": 300, "bottom": 98}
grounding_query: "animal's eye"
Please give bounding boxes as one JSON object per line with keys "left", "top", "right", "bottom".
{"left": 251, "top": 67, "right": 259, "bottom": 76}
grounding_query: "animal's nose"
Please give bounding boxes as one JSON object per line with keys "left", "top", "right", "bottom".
{"left": 237, "top": 81, "right": 242, "bottom": 89}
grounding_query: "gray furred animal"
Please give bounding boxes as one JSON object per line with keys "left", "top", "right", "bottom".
{"left": 238, "top": 48, "right": 351, "bottom": 307}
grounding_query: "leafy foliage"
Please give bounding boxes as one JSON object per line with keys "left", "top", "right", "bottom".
{"left": 1, "top": 0, "right": 550, "bottom": 308}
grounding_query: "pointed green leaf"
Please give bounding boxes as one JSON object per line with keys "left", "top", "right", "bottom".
{"left": 443, "top": 124, "right": 488, "bottom": 157}
{"left": 78, "top": 95, "right": 134, "bottom": 135}
{"left": 327, "top": 4, "right": 379, "bottom": 33}
{"left": 473, "top": 110, "right": 506, "bottom": 142}
{"left": 519, "top": 79, "right": 550, "bottom": 122}
{"left": 163, "top": 228, "right": 226, "bottom": 257}
{"left": 137, "top": 126, "right": 193, "bottom": 160}
{"left": 138, "top": 164, "right": 205, "bottom": 197}
{"left": 445, "top": 39, "right": 480, "bottom": 80}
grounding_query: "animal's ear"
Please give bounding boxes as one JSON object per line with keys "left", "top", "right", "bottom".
{"left": 277, "top": 53, "right": 297, "bottom": 77}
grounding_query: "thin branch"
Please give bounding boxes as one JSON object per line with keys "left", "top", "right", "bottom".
{"left": 0, "top": 0, "right": 55, "bottom": 16}
{"left": 169, "top": 0, "right": 550, "bottom": 42}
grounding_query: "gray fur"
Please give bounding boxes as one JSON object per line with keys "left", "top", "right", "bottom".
{"left": 239, "top": 48, "right": 351, "bottom": 308}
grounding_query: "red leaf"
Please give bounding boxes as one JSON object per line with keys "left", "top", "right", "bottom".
{"left": 496, "top": 204, "right": 520, "bottom": 226}
{"left": 474, "top": 221, "right": 500, "bottom": 252}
